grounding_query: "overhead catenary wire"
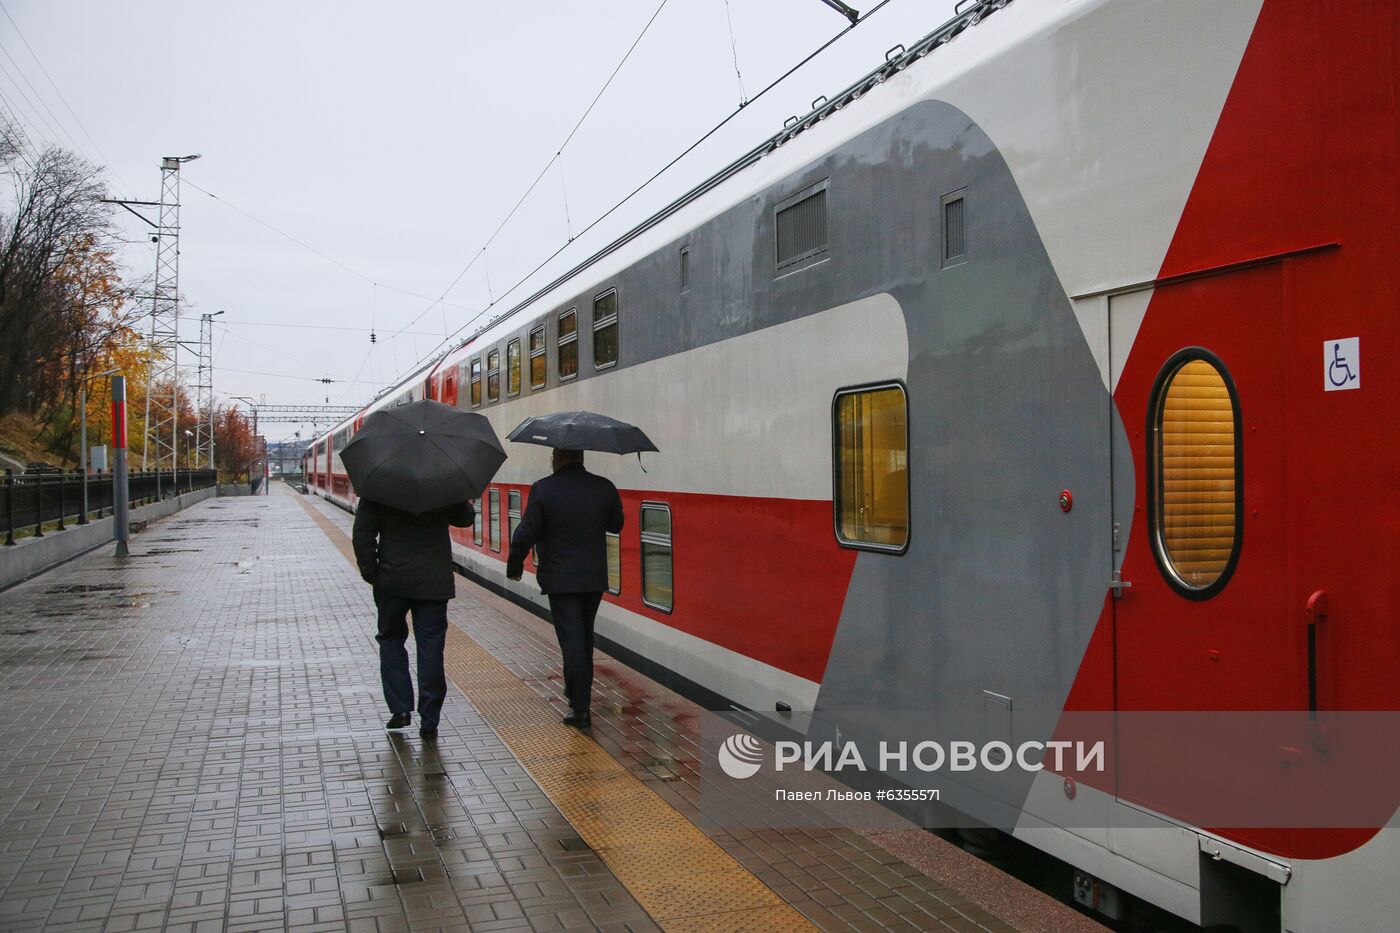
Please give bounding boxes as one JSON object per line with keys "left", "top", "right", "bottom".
{"left": 220, "top": 318, "right": 440, "bottom": 337}
{"left": 217, "top": 365, "right": 379, "bottom": 386}
{"left": 3, "top": 109, "right": 157, "bottom": 285}
{"left": 0, "top": 0, "right": 135, "bottom": 194}
{"left": 179, "top": 177, "right": 478, "bottom": 314}
{"left": 386, "top": 0, "right": 675, "bottom": 342}
{"left": 336, "top": 347, "right": 375, "bottom": 404}
{"left": 214, "top": 323, "right": 345, "bottom": 384}
{"left": 0, "top": 53, "right": 72, "bottom": 152}
{"left": 721, "top": 0, "right": 748, "bottom": 106}
{"left": 557, "top": 152, "right": 575, "bottom": 243}
{"left": 0, "top": 91, "right": 40, "bottom": 173}
{"left": 0, "top": 62, "right": 70, "bottom": 159}
{"left": 0, "top": 4, "right": 380, "bottom": 415}
{"left": 405, "top": 0, "right": 897, "bottom": 375}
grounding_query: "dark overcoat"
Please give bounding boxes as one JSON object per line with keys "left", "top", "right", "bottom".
{"left": 506, "top": 463, "right": 624, "bottom": 594}
{"left": 352, "top": 499, "right": 474, "bottom": 601}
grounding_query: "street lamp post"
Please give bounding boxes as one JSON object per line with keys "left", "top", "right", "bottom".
{"left": 183, "top": 429, "right": 194, "bottom": 494}
{"left": 79, "top": 368, "right": 118, "bottom": 524}
{"left": 233, "top": 397, "right": 262, "bottom": 494}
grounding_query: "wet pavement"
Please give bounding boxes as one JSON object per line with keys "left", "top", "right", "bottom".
{"left": 0, "top": 494, "right": 652, "bottom": 932}
{"left": 302, "top": 493, "right": 1102, "bottom": 933}
{"left": 0, "top": 486, "right": 1103, "bottom": 932}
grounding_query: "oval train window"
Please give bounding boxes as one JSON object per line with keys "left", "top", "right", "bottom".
{"left": 1148, "top": 350, "right": 1242, "bottom": 598}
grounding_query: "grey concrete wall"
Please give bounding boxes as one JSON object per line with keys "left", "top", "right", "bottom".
{"left": 0, "top": 485, "right": 219, "bottom": 592}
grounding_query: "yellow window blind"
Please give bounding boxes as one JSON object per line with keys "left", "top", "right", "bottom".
{"left": 1156, "top": 358, "right": 1237, "bottom": 589}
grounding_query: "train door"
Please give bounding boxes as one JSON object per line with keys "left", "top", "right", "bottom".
{"left": 1109, "top": 263, "right": 1296, "bottom": 849}
{"left": 442, "top": 367, "right": 459, "bottom": 407}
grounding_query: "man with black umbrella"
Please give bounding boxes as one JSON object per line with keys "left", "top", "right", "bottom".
{"left": 506, "top": 449, "right": 624, "bottom": 726}
{"left": 341, "top": 400, "right": 506, "bottom": 740}
{"left": 354, "top": 498, "right": 474, "bottom": 739}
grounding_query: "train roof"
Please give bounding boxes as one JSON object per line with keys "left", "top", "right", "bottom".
{"left": 313, "top": 0, "right": 1017, "bottom": 445}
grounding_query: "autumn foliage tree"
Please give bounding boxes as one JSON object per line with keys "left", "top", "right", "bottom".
{"left": 2, "top": 124, "right": 263, "bottom": 482}
{"left": 213, "top": 404, "right": 257, "bottom": 482}
{"left": 0, "top": 120, "right": 161, "bottom": 468}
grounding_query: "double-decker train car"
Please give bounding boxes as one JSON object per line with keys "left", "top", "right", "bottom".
{"left": 307, "top": 0, "right": 1400, "bottom": 927}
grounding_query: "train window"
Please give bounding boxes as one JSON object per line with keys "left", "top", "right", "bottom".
{"left": 1148, "top": 350, "right": 1241, "bottom": 598}
{"left": 470, "top": 358, "right": 482, "bottom": 407}
{"left": 489, "top": 488, "right": 501, "bottom": 552}
{"left": 776, "top": 180, "right": 828, "bottom": 273}
{"left": 529, "top": 324, "right": 547, "bottom": 389}
{"left": 679, "top": 246, "right": 690, "bottom": 293}
{"left": 594, "top": 289, "right": 618, "bottom": 370}
{"left": 508, "top": 489, "right": 521, "bottom": 546}
{"left": 487, "top": 349, "right": 500, "bottom": 402}
{"left": 473, "top": 497, "right": 483, "bottom": 546}
{"left": 941, "top": 189, "right": 967, "bottom": 268}
{"left": 640, "top": 503, "right": 672, "bottom": 612}
{"left": 558, "top": 309, "right": 578, "bottom": 381}
{"left": 606, "top": 531, "right": 621, "bottom": 595}
{"left": 441, "top": 369, "right": 457, "bottom": 407}
{"left": 507, "top": 339, "right": 521, "bottom": 397}
{"left": 833, "top": 383, "right": 909, "bottom": 552}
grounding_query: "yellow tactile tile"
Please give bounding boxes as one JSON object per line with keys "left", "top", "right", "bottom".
{"left": 596, "top": 838, "right": 741, "bottom": 876}
{"left": 665, "top": 905, "right": 826, "bottom": 932}
{"left": 628, "top": 868, "right": 786, "bottom": 921}
{"left": 298, "top": 495, "right": 816, "bottom": 932}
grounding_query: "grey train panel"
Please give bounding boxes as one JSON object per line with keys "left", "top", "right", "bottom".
{"left": 476, "top": 102, "right": 1120, "bottom": 735}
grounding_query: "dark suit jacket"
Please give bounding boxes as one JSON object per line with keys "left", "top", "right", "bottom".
{"left": 352, "top": 499, "right": 474, "bottom": 601}
{"left": 507, "top": 463, "right": 624, "bottom": 594}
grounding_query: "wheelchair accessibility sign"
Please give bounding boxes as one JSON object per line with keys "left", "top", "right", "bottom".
{"left": 1325, "top": 338, "right": 1360, "bottom": 391}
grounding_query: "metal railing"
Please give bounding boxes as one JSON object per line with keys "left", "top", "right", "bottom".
{"left": 2, "top": 469, "right": 218, "bottom": 546}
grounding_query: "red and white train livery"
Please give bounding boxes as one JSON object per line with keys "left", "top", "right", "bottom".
{"left": 306, "top": 1, "right": 1400, "bottom": 928}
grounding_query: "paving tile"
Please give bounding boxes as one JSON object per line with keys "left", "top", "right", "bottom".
{"left": 0, "top": 490, "right": 646, "bottom": 931}
{"left": 0, "top": 487, "right": 1100, "bottom": 933}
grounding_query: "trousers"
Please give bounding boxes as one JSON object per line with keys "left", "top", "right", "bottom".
{"left": 548, "top": 592, "right": 604, "bottom": 714}
{"left": 374, "top": 590, "right": 448, "bottom": 729}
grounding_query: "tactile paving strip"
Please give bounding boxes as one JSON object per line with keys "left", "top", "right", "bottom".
{"left": 295, "top": 494, "right": 816, "bottom": 931}
{"left": 441, "top": 643, "right": 811, "bottom": 928}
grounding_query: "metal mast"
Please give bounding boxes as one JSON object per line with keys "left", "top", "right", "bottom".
{"left": 193, "top": 310, "right": 222, "bottom": 471}
{"left": 141, "top": 154, "right": 199, "bottom": 494}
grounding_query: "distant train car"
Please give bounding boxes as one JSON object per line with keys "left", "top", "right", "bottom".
{"left": 306, "top": 1, "right": 1400, "bottom": 927}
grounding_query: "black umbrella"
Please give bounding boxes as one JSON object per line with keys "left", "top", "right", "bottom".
{"left": 506, "top": 410, "right": 659, "bottom": 455}
{"left": 342, "top": 400, "right": 506, "bottom": 514}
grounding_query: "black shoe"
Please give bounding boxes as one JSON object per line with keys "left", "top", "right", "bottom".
{"left": 420, "top": 727, "right": 438, "bottom": 740}
{"left": 562, "top": 710, "right": 591, "bottom": 727}
{"left": 385, "top": 712, "right": 411, "bottom": 730}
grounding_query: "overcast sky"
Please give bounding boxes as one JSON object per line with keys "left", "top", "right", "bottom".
{"left": 3, "top": 0, "right": 957, "bottom": 439}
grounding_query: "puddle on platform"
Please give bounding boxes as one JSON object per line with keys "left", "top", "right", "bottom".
{"left": 44, "top": 583, "right": 126, "bottom": 594}
{"left": 360, "top": 873, "right": 404, "bottom": 888}
{"left": 168, "top": 517, "right": 259, "bottom": 527}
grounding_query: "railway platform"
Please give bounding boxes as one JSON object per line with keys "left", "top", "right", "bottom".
{"left": 0, "top": 485, "right": 1104, "bottom": 932}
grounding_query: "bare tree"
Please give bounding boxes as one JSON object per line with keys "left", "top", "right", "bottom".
{"left": 0, "top": 141, "right": 114, "bottom": 419}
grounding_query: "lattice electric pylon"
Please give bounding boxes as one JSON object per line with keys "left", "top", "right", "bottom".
{"left": 141, "top": 155, "right": 199, "bottom": 484}
{"left": 193, "top": 311, "right": 217, "bottom": 469}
